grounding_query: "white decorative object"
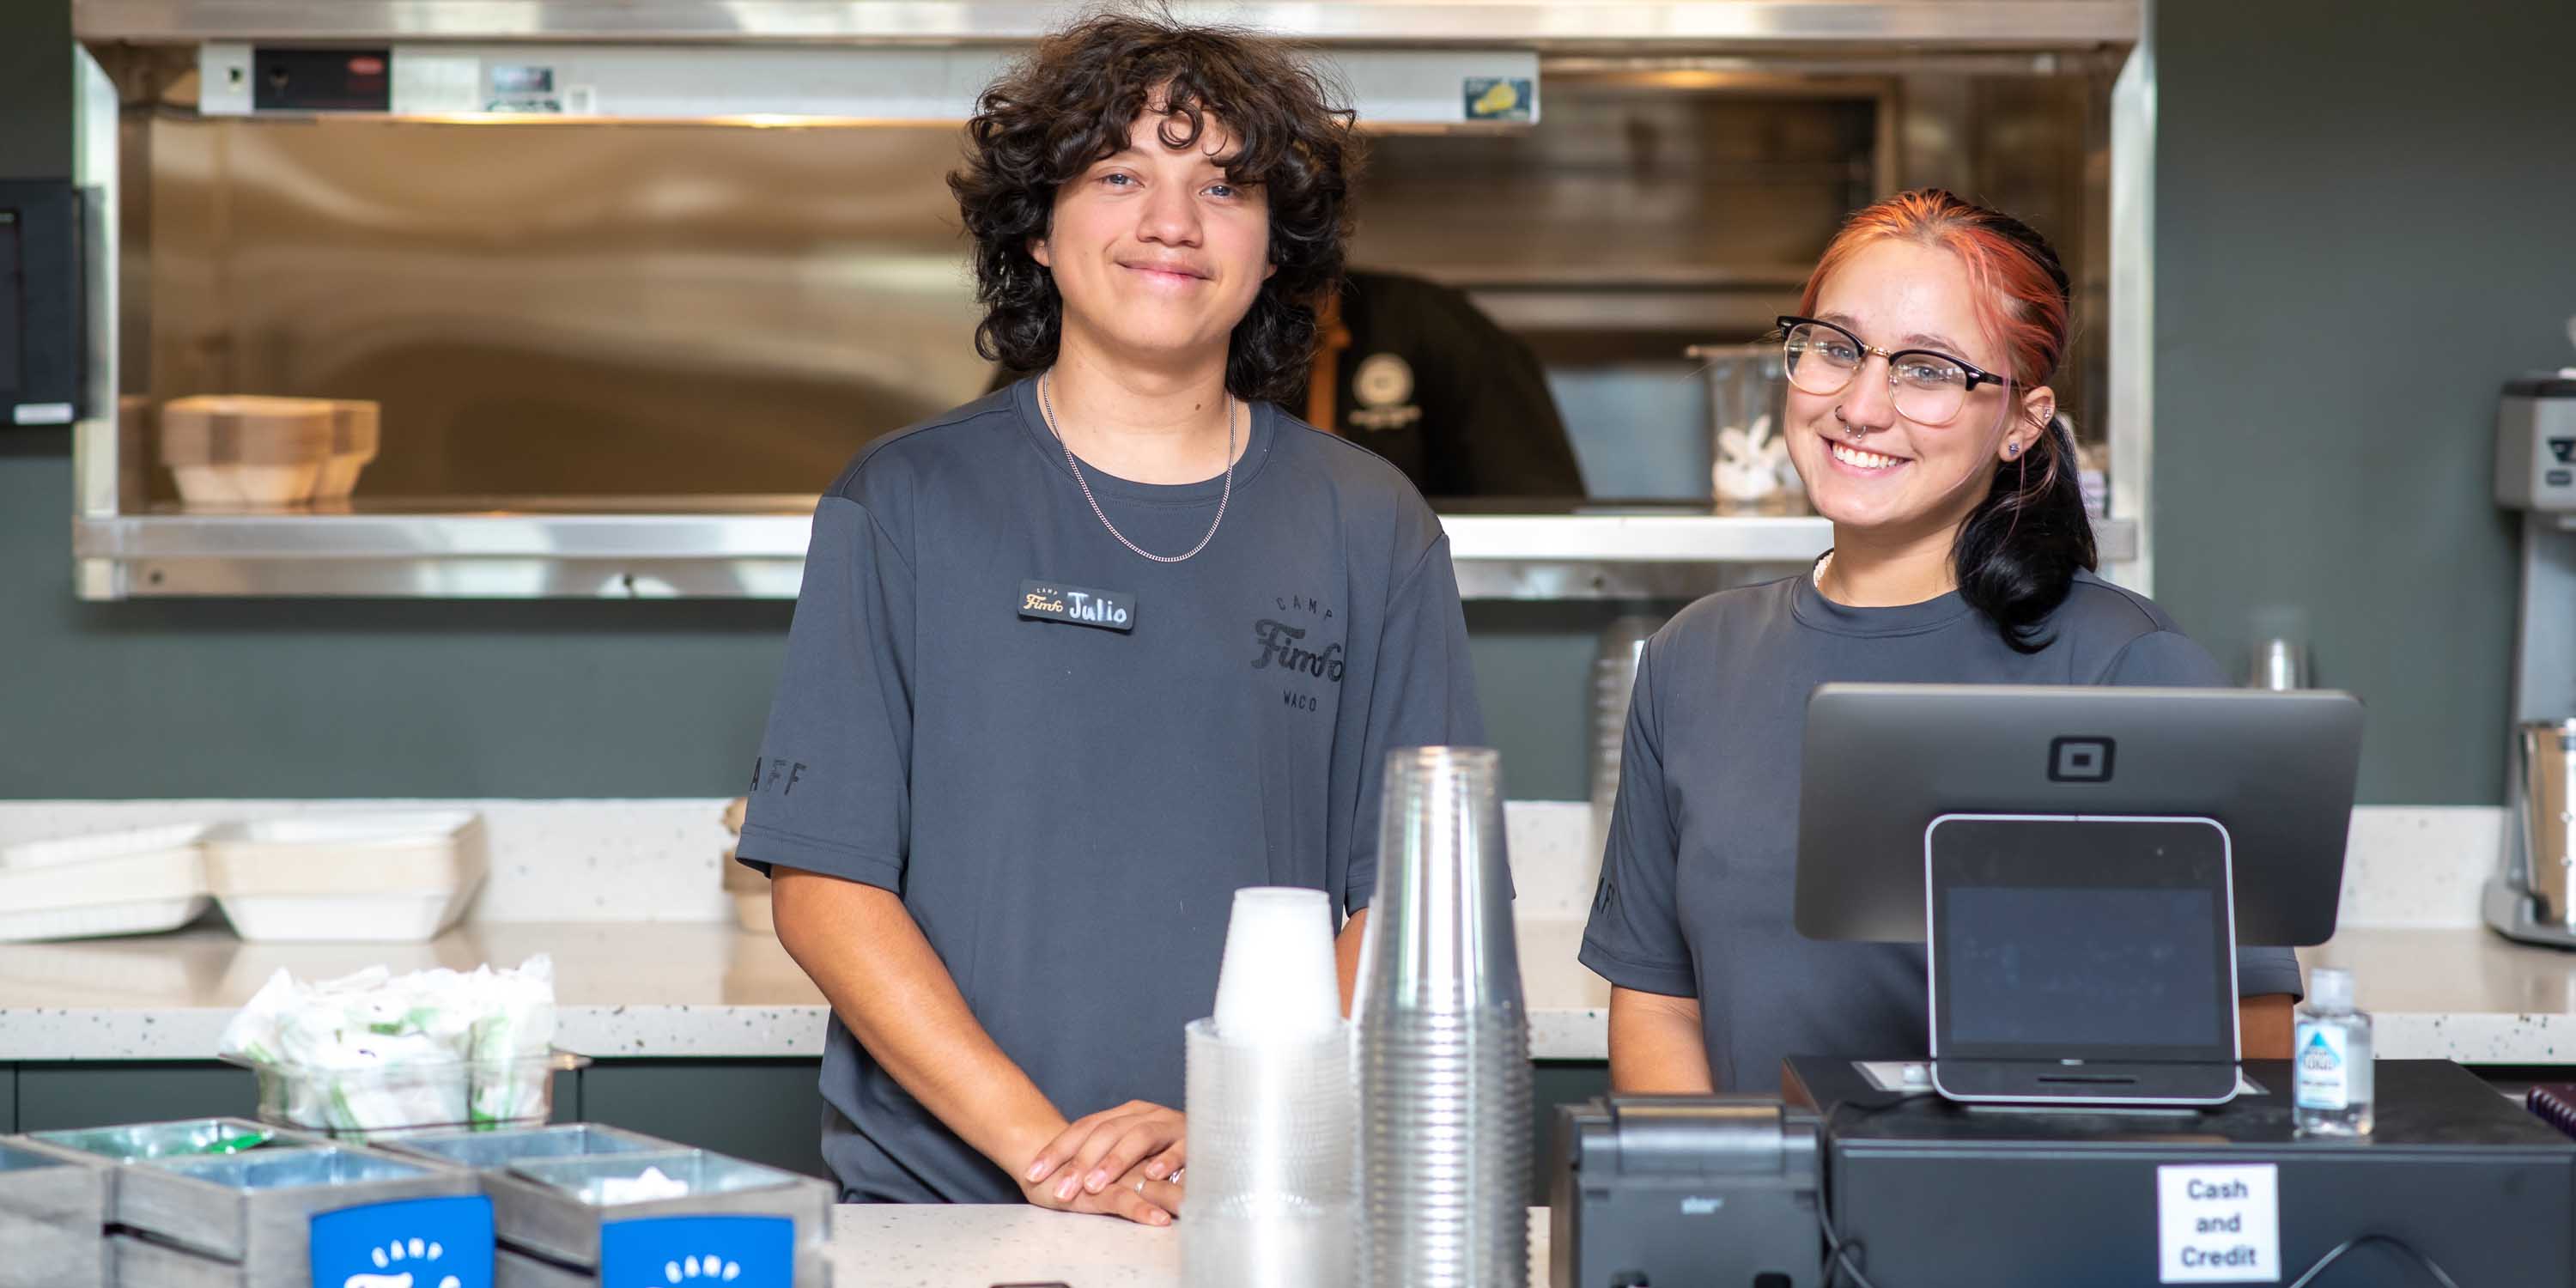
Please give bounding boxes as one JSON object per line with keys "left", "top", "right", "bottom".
{"left": 1714, "top": 413, "right": 1795, "bottom": 505}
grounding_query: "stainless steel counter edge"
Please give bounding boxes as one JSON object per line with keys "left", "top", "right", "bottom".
{"left": 76, "top": 1, "right": 2140, "bottom": 49}
{"left": 69, "top": 510, "right": 2139, "bottom": 600}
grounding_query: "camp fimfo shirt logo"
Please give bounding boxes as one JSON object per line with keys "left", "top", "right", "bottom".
{"left": 1255, "top": 591, "right": 1346, "bottom": 714}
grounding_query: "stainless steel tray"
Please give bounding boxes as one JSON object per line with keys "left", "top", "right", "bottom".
{"left": 27, "top": 1116, "right": 320, "bottom": 1209}
{"left": 27, "top": 1118, "right": 289, "bottom": 1164}
{"left": 491, "top": 1148, "right": 832, "bottom": 1276}
{"left": 0, "top": 1138, "right": 110, "bottom": 1288}
{"left": 113, "top": 1144, "right": 477, "bottom": 1280}
{"left": 382, "top": 1122, "right": 682, "bottom": 1171}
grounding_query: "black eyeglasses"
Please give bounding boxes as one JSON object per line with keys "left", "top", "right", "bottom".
{"left": 1777, "top": 315, "right": 2008, "bottom": 427}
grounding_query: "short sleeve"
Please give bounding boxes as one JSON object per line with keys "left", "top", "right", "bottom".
{"left": 1578, "top": 638, "right": 1698, "bottom": 997}
{"left": 2097, "top": 629, "right": 2227, "bottom": 687}
{"left": 735, "top": 495, "right": 915, "bottom": 892}
{"left": 1341, "top": 535, "right": 1487, "bottom": 917}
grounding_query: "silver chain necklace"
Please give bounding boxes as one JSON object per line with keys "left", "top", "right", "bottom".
{"left": 1037, "top": 370, "right": 1236, "bottom": 564}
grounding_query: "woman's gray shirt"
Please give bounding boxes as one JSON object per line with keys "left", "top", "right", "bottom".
{"left": 1577, "top": 569, "right": 2306, "bottom": 1091}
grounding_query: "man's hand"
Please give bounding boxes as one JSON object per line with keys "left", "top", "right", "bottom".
{"left": 1022, "top": 1100, "right": 1187, "bottom": 1214}
{"left": 1018, "top": 1156, "right": 1183, "bottom": 1225}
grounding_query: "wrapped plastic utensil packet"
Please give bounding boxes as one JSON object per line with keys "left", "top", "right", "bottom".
{"left": 219, "top": 955, "right": 557, "bottom": 1132}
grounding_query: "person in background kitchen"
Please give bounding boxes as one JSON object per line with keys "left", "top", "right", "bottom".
{"left": 1579, "top": 189, "right": 2303, "bottom": 1093}
{"left": 994, "top": 266, "right": 1589, "bottom": 498}
{"left": 735, "top": 15, "right": 1482, "bottom": 1222}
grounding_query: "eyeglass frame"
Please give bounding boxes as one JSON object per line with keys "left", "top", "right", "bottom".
{"left": 1773, "top": 315, "right": 2011, "bottom": 422}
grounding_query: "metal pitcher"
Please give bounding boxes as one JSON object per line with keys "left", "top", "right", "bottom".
{"left": 2520, "top": 720, "right": 2576, "bottom": 926}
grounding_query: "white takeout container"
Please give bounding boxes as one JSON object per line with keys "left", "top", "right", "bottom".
{"left": 0, "top": 822, "right": 210, "bottom": 870}
{"left": 205, "top": 811, "right": 485, "bottom": 943}
{"left": 0, "top": 841, "right": 213, "bottom": 943}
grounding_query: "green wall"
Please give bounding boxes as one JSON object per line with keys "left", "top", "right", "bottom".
{"left": 0, "top": 447, "right": 1613, "bottom": 799}
{"left": 2148, "top": 0, "right": 2576, "bottom": 803}
{"left": 9, "top": 1, "right": 2572, "bottom": 804}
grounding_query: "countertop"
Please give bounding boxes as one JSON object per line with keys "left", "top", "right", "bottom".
{"left": 0, "top": 917, "right": 1609, "bottom": 1062}
{"left": 2302, "top": 928, "right": 2576, "bottom": 1065}
{"left": 14, "top": 902, "right": 2576, "bottom": 1069}
{"left": 822, "top": 1204, "right": 1551, "bottom": 1288}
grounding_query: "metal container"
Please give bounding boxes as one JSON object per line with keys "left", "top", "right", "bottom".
{"left": 1589, "top": 614, "right": 1662, "bottom": 885}
{"left": 110, "top": 1144, "right": 476, "bottom": 1281}
{"left": 0, "top": 1138, "right": 111, "bottom": 1288}
{"left": 497, "top": 1243, "right": 598, "bottom": 1288}
{"left": 1354, "top": 747, "right": 1532, "bottom": 1288}
{"left": 381, "top": 1121, "right": 678, "bottom": 1172}
{"left": 108, "top": 1232, "right": 258, "bottom": 1288}
{"left": 2521, "top": 720, "right": 2576, "bottom": 927}
{"left": 486, "top": 1148, "right": 833, "bottom": 1284}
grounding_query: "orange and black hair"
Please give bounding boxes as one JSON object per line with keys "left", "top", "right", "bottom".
{"left": 1801, "top": 188, "right": 2097, "bottom": 652}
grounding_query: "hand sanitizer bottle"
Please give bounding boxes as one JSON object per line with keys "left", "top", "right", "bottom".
{"left": 2294, "top": 967, "right": 2373, "bottom": 1136}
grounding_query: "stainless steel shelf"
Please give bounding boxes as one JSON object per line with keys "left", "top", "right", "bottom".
{"left": 75, "top": 0, "right": 2141, "bottom": 48}
{"left": 70, "top": 507, "right": 2139, "bottom": 600}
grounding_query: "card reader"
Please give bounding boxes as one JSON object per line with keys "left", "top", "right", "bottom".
{"left": 1547, "top": 1095, "right": 1822, "bottom": 1288}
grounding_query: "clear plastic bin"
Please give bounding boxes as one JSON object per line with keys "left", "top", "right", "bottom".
{"left": 221, "top": 1049, "right": 590, "bottom": 1140}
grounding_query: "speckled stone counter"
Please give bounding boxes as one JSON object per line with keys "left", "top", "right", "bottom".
{"left": 2302, "top": 928, "right": 2576, "bottom": 1064}
{"left": 0, "top": 917, "right": 1611, "bottom": 1061}
{"left": 1, "top": 799, "right": 2555, "bottom": 1067}
{"left": 822, "top": 1204, "right": 1552, "bottom": 1288}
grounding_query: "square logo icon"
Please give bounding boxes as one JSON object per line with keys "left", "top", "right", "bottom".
{"left": 2049, "top": 736, "right": 2115, "bottom": 783}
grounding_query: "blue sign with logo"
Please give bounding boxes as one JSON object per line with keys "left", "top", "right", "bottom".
{"left": 601, "top": 1214, "right": 795, "bottom": 1287}
{"left": 310, "top": 1194, "right": 495, "bottom": 1288}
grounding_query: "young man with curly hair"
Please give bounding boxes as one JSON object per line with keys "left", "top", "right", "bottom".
{"left": 735, "top": 15, "right": 1484, "bottom": 1221}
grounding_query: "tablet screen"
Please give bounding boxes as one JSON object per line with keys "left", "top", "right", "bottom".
{"left": 1929, "top": 816, "right": 2237, "bottom": 1064}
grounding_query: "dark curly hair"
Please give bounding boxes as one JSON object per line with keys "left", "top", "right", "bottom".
{"left": 947, "top": 12, "right": 1361, "bottom": 405}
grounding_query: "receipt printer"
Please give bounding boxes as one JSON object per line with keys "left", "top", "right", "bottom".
{"left": 1548, "top": 1095, "right": 1822, "bottom": 1288}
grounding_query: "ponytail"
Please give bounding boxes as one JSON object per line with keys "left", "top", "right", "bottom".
{"left": 1952, "top": 412, "right": 2096, "bottom": 653}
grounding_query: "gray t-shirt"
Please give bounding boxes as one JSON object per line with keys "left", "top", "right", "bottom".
{"left": 1578, "top": 569, "right": 2306, "bottom": 1091}
{"left": 738, "top": 380, "right": 1483, "bottom": 1202}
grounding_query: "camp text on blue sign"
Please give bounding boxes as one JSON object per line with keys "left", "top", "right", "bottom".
{"left": 310, "top": 1194, "right": 495, "bottom": 1288}
{"left": 601, "top": 1213, "right": 796, "bottom": 1286}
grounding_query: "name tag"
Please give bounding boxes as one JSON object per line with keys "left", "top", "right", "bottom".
{"left": 1018, "top": 580, "right": 1137, "bottom": 632}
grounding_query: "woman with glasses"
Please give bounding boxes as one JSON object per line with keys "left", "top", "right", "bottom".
{"left": 1578, "top": 188, "right": 2301, "bottom": 1093}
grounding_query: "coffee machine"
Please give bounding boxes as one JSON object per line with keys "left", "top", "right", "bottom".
{"left": 2483, "top": 333, "right": 2576, "bottom": 948}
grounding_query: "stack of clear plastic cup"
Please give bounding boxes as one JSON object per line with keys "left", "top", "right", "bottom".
{"left": 1182, "top": 1019, "right": 1355, "bottom": 1288}
{"left": 1185, "top": 886, "right": 1356, "bottom": 1288}
{"left": 1353, "top": 746, "right": 1530, "bottom": 1288}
